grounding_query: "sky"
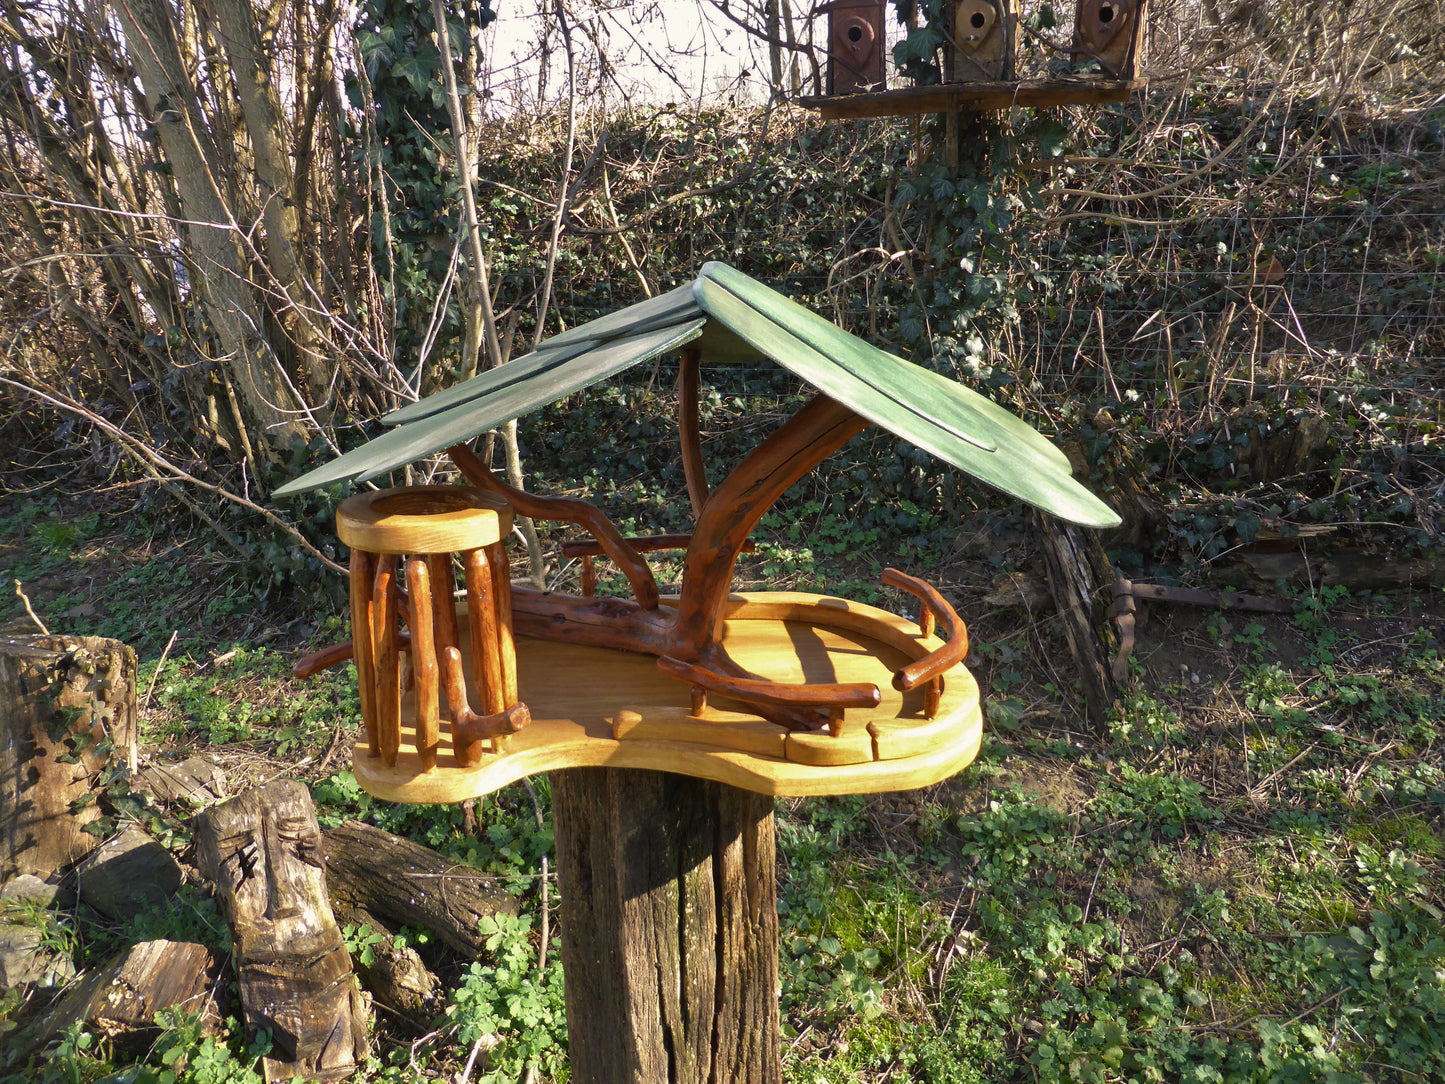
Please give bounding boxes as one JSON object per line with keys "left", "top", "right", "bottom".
{"left": 477, "top": 0, "right": 812, "bottom": 110}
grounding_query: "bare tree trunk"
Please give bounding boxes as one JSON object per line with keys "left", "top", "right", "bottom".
{"left": 208, "top": 0, "right": 334, "bottom": 409}
{"left": 765, "top": 0, "right": 784, "bottom": 94}
{"left": 430, "top": 0, "right": 545, "bottom": 583}
{"left": 115, "top": 0, "right": 307, "bottom": 447}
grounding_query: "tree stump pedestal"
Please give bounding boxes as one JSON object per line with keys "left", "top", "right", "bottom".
{"left": 552, "top": 768, "right": 779, "bottom": 1084}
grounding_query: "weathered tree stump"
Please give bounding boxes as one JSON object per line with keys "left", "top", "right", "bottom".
{"left": 195, "top": 779, "right": 369, "bottom": 1082}
{"left": 551, "top": 768, "right": 780, "bottom": 1084}
{"left": 0, "top": 636, "right": 137, "bottom": 880}
{"left": 1030, "top": 512, "right": 1121, "bottom": 732}
{"left": 322, "top": 821, "right": 518, "bottom": 957}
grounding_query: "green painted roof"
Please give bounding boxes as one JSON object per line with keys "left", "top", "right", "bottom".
{"left": 274, "top": 263, "right": 1119, "bottom": 528}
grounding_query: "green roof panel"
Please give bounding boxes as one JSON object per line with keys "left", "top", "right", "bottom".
{"left": 693, "top": 268, "right": 1119, "bottom": 528}
{"left": 273, "top": 318, "right": 706, "bottom": 497}
{"left": 543, "top": 282, "right": 702, "bottom": 349}
{"left": 383, "top": 336, "right": 602, "bottom": 426}
{"left": 275, "top": 262, "right": 1118, "bottom": 527}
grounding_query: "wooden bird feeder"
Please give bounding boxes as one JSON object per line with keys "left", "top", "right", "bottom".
{"left": 801, "top": 0, "right": 1148, "bottom": 119}
{"left": 279, "top": 262, "right": 1117, "bottom": 1082}
{"left": 330, "top": 485, "right": 527, "bottom": 771}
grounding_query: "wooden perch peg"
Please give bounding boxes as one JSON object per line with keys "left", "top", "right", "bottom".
{"left": 441, "top": 647, "right": 530, "bottom": 761}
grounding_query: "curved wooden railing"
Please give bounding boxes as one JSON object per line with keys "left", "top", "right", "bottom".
{"left": 656, "top": 654, "right": 879, "bottom": 732}
{"left": 881, "top": 568, "right": 969, "bottom": 693}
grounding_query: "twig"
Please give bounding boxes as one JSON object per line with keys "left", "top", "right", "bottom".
{"left": 142, "top": 629, "right": 179, "bottom": 713}
{"left": 521, "top": 776, "right": 550, "bottom": 976}
{"left": 317, "top": 724, "right": 346, "bottom": 776}
{"left": 0, "top": 375, "right": 346, "bottom": 575}
{"left": 13, "top": 580, "right": 49, "bottom": 635}
{"left": 455, "top": 1031, "right": 491, "bottom": 1084}
{"left": 1080, "top": 852, "right": 1108, "bottom": 925}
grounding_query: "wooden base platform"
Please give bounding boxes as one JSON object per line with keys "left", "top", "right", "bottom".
{"left": 799, "top": 78, "right": 1145, "bottom": 119}
{"left": 353, "top": 593, "right": 982, "bottom": 802}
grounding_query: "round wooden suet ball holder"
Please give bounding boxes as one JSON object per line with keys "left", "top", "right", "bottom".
{"left": 335, "top": 485, "right": 529, "bottom": 772}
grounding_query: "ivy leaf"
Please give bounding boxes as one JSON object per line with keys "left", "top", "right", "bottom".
{"left": 1030, "top": 4, "right": 1058, "bottom": 30}
{"left": 1037, "top": 120, "right": 1070, "bottom": 159}
{"left": 390, "top": 54, "right": 436, "bottom": 95}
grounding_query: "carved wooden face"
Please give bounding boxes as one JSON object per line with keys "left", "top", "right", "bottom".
{"left": 195, "top": 781, "right": 363, "bottom": 1075}
{"left": 197, "top": 781, "right": 336, "bottom": 954}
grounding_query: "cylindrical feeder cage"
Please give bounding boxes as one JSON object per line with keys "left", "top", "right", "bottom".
{"left": 336, "top": 485, "right": 529, "bottom": 771}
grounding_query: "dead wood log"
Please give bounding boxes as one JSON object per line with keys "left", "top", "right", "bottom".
{"left": 332, "top": 903, "right": 443, "bottom": 1032}
{"left": 0, "top": 636, "right": 137, "bottom": 880}
{"left": 1237, "top": 548, "right": 1445, "bottom": 590}
{"left": 23, "top": 940, "right": 225, "bottom": 1060}
{"left": 1030, "top": 512, "right": 1120, "bottom": 733}
{"left": 322, "top": 821, "right": 518, "bottom": 958}
{"left": 195, "top": 779, "right": 368, "bottom": 1082}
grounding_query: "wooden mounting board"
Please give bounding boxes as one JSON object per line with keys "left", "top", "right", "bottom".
{"left": 799, "top": 78, "right": 1144, "bottom": 119}
{"left": 352, "top": 593, "right": 982, "bottom": 802}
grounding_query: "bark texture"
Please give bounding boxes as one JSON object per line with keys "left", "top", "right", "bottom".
{"left": 322, "top": 820, "right": 518, "bottom": 957}
{"left": 0, "top": 636, "right": 137, "bottom": 879}
{"left": 551, "top": 767, "right": 781, "bottom": 1084}
{"left": 1030, "top": 511, "right": 1120, "bottom": 731}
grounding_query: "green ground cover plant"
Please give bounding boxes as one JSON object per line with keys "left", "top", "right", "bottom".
{"left": 3, "top": 14, "right": 1444, "bottom": 1079}
{"left": 2, "top": 488, "right": 1442, "bottom": 1084}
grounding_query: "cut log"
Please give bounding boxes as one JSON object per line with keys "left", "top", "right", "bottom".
{"left": 551, "top": 767, "right": 780, "bottom": 1084}
{"left": 333, "top": 903, "right": 444, "bottom": 1032}
{"left": 322, "top": 821, "right": 518, "bottom": 958}
{"left": 141, "top": 755, "right": 228, "bottom": 806}
{"left": 75, "top": 827, "right": 184, "bottom": 920}
{"left": 32, "top": 940, "right": 224, "bottom": 1055}
{"left": 0, "top": 636, "right": 138, "bottom": 880}
{"left": 1030, "top": 512, "right": 1120, "bottom": 732}
{"left": 195, "top": 779, "right": 368, "bottom": 1081}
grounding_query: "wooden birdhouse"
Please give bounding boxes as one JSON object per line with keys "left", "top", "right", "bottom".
{"left": 946, "top": 0, "right": 1015, "bottom": 82}
{"left": 822, "top": 0, "right": 887, "bottom": 95}
{"left": 282, "top": 263, "right": 1119, "bottom": 803}
{"left": 1072, "top": 0, "right": 1147, "bottom": 78}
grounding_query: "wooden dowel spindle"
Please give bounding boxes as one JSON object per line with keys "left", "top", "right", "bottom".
{"left": 428, "top": 553, "right": 460, "bottom": 724}
{"left": 464, "top": 549, "right": 505, "bottom": 716}
{"left": 406, "top": 558, "right": 440, "bottom": 772}
{"left": 349, "top": 549, "right": 380, "bottom": 759}
{"left": 372, "top": 558, "right": 401, "bottom": 766}
{"left": 488, "top": 541, "right": 518, "bottom": 707}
